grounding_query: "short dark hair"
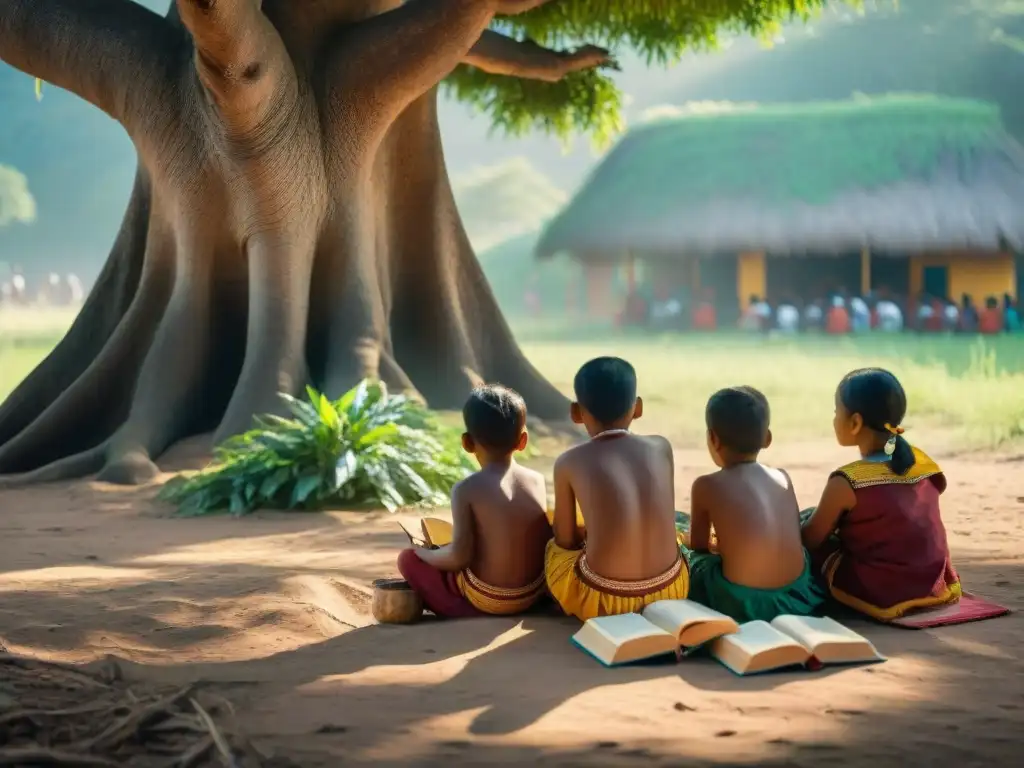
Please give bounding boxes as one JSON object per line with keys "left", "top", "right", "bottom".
{"left": 573, "top": 357, "right": 637, "bottom": 425}
{"left": 705, "top": 386, "right": 770, "bottom": 455}
{"left": 462, "top": 385, "right": 527, "bottom": 453}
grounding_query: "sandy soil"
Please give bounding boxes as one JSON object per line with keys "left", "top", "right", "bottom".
{"left": 1, "top": 435, "right": 1021, "bottom": 767}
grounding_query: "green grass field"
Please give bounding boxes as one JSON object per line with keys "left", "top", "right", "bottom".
{"left": 517, "top": 327, "right": 1024, "bottom": 449}
{"left": 2, "top": 308, "right": 1023, "bottom": 450}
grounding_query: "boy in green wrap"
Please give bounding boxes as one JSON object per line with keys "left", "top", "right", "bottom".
{"left": 680, "top": 386, "right": 824, "bottom": 623}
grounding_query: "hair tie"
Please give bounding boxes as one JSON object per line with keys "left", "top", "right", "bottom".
{"left": 883, "top": 423, "right": 904, "bottom": 456}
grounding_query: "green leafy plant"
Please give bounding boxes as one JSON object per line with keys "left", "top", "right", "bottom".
{"left": 158, "top": 381, "right": 474, "bottom": 517}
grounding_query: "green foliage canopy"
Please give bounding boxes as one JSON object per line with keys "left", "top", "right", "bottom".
{"left": 446, "top": 0, "right": 836, "bottom": 144}
{"left": 30, "top": 2, "right": 837, "bottom": 144}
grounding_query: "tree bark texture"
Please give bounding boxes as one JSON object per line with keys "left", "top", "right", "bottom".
{"left": 0, "top": 0, "right": 584, "bottom": 486}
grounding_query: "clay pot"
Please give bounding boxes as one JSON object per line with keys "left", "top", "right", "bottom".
{"left": 371, "top": 578, "right": 423, "bottom": 624}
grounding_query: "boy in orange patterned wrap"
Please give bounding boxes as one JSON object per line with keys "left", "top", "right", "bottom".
{"left": 802, "top": 368, "right": 961, "bottom": 621}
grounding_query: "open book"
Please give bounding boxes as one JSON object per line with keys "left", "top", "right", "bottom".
{"left": 710, "top": 615, "right": 885, "bottom": 676}
{"left": 571, "top": 600, "right": 740, "bottom": 666}
{"left": 398, "top": 517, "right": 453, "bottom": 549}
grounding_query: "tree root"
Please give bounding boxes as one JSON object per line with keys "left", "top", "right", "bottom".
{"left": 0, "top": 173, "right": 150, "bottom": 465}
{"left": 0, "top": 226, "right": 173, "bottom": 475}
{"left": 0, "top": 748, "right": 123, "bottom": 767}
{"left": 0, "top": 444, "right": 108, "bottom": 490}
{"left": 0, "top": 651, "right": 265, "bottom": 767}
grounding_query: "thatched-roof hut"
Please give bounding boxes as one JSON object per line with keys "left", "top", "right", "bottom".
{"left": 536, "top": 95, "right": 1024, "bottom": 319}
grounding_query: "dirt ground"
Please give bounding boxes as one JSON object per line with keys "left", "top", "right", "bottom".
{"left": 1, "top": 435, "right": 1021, "bottom": 767}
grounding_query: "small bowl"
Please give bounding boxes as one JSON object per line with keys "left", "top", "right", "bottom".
{"left": 371, "top": 578, "right": 423, "bottom": 624}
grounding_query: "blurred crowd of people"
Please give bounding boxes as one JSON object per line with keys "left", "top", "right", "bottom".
{"left": 0, "top": 266, "right": 85, "bottom": 308}
{"left": 622, "top": 286, "right": 1022, "bottom": 335}
{"left": 737, "top": 291, "right": 1020, "bottom": 335}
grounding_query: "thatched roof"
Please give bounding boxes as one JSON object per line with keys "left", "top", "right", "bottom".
{"left": 536, "top": 95, "right": 1024, "bottom": 258}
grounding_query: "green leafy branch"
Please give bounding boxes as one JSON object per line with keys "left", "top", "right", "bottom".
{"left": 159, "top": 381, "right": 474, "bottom": 517}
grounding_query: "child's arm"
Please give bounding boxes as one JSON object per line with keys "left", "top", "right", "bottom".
{"left": 552, "top": 454, "right": 580, "bottom": 550}
{"left": 687, "top": 475, "right": 713, "bottom": 552}
{"left": 801, "top": 475, "right": 856, "bottom": 551}
{"left": 416, "top": 483, "right": 474, "bottom": 572}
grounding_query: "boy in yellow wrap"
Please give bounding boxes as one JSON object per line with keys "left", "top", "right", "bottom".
{"left": 547, "top": 357, "right": 688, "bottom": 621}
{"left": 397, "top": 385, "right": 551, "bottom": 618}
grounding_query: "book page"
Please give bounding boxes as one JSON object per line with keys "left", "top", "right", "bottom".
{"left": 716, "top": 620, "right": 809, "bottom": 660}
{"left": 586, "top": 613, "right": 674, "bottom": 646}
{"left": 421, "top": 517, "right": 453, "bottom": 547}
{"left": 571, "top": 624, "right": 617, "bottom": 666}
{"left": 642, "top": 600, "right": 735, "bottom": 638}
{"left": 573, "top": 617, "right": 680, "bottom": 666}
{"left": 397, "top": 518, "right": 426, "bottom": 547}
{"left": 770, "top": 615, "right": 881, "bottom": 659}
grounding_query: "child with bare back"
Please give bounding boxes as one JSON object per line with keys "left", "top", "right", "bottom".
{"left": 546, "top": 357, "right": 688, "bottom": 621}
{"left": 683, "top": 386, "right": 825, "bottom": 622}
{"left": 397, "top": 385, "right": 551, "bottom": 618}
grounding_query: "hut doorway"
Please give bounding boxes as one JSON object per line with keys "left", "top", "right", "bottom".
{"left": 765, "top": 253, "right": 860, "bottom": 303}
{"left": 698, "top": 255, "right": 739, "bottom": 325}
{"left": 870, "top": 255, "right": 910, "bottom": 298}
{"left": 922, "top": 265, "right": 949, "bottom": 299}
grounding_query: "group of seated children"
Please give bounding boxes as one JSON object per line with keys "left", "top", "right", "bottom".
{"left": 396, "top": 359, "right": 961, "bottom": 626}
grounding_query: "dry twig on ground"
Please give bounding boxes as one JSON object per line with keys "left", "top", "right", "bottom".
{"left": 0, "top": 652, "right": 265, "bottom": 767}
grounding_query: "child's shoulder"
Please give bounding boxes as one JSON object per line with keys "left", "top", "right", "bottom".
{"left": 830, "top": 447, "right": 943, "bottom": 489}
{"left": 554, "top": 439, "right": 591, "bottom": 466}
{"left": 511, "top": 462, "right": 546, "bottom": 486}
{"left": 758, "top": 462, "right": 793, "bottom": 488}
{"left": 829, "top": 457, "right": 878, "bottom": 489}
{"left": 690, "top": 469, "right": 724, "bottom": 493}
{"left": 638, "top": 433, "right": 673, "bottom": 454}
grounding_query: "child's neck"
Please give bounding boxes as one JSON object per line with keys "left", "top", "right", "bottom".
{"left": 720, "top": 452, "right": 759, "bottom": 469}
{"left": 856, "top": 437, "right": 888, "bottom": 457}
{"left": 477, "top": 453, "right": 514, "bottom": 471}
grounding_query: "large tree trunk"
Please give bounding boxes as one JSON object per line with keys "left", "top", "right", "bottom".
{"left": 0, "top": 0, "right": 573, "bottom": 487}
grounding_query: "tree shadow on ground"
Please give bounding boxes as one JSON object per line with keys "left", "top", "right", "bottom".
{"left": 0, "top": 429, "right": 585, "bottom": 579}
{"left": 2, "top": 447, "right": 1021, "bottom": 768}
{"left": 0, "top": 438, "right": 419, "bottom": 580}
{"left": 2, "top": 553, "right": 1020, "bottom": 767}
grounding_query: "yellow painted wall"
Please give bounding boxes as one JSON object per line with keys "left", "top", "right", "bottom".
{"left": 949, "top": 253, "right": 1016, "bottom": 302}
{"left": 909, "top": 252, "right": 1016, "bottom": 301}
{"left": 737, "top": 252, "right": 766, "bottom": 304}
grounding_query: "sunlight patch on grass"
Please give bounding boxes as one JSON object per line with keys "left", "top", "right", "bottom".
{"left": 519, "top": 333, "right": 1024, "bottom": 450}
{"left": 1, "top": 307, "right": 1021, "bottom": 451}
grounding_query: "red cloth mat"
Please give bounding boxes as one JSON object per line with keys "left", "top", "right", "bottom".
{"left": 891, "top": 592, "right": 1010, "bottom": 629}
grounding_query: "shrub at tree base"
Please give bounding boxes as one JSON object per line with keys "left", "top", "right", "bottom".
{"left": 159, "top": 381, "right": 474, "bottom": 517}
